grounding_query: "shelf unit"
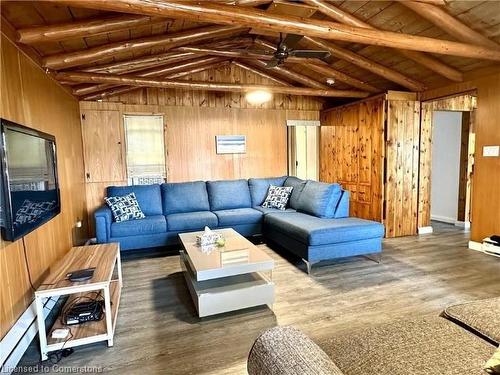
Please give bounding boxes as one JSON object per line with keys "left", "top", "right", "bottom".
{"left": 34, "top": 244, "right": 122, "bottom": 361}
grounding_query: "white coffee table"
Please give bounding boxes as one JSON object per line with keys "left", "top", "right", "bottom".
{"left": 178, "top": 228, "right": 275, "bottom": 317}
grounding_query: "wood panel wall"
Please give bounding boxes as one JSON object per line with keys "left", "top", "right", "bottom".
{"left": 418, "top": 94, "right": 477, "bottom": 230}
{"left": 80, "top": 84, "right": 321, "bottom": 236}
{"left": 0, "top": 35, "right": 87, "bottom": 338}
{"left": 385, "top": 99, "right": 420, "bottom": 238}
{"left": 421, "top": 71, "right": 499, "bottom": 242}
{"left": 320, "top": 92, "right": 420, "bottom": 238}
{"left": 320, "top": 96, "right": 385, "bottom": 222}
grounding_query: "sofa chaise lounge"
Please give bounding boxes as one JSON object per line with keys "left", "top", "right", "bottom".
{"left": 95, "top": 176, "right": 384, "bottom": 273}
{"left": 247, "top": 296, "right": 500, "bottom": 375}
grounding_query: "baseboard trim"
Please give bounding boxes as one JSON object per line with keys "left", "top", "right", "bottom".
{"left": 418, "top": 226, "right": 433, "bottom": 234}
{"left": 430, "top": 215, "right": 456, "bottom": 224}
{"left": 1, "top": 296, "right": 58, "bottom": 374}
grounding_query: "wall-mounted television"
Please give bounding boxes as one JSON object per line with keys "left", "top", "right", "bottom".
{"left": 0, "top": 118, "right": 61, "bottom": 241}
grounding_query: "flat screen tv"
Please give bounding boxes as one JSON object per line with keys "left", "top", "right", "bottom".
{"left": 0, "top": 118, "right": 61, "bottom": 241}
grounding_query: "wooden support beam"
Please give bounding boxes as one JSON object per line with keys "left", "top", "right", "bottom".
{"left": 73, "top": 56, "right": 225, "bottom": 96}
{"left": 304, "top": 36, "right": 427, "bottom": 91}
{"left": 42, "top": 25, "right": 245, "bottom": 70}
{"left": 55, "top": 71, "right": 370, "bottom": 98}
{"left": 17, "top": 14, "right": 167, "bottom": 44}
{"left": 253, "top": 38, "right": 380, "bottom": 93}
{"left": 231, "top": 61, "right": 290, "bottom": 86}
{"left": 81, "top": 51, "right": 201, "bottom": 75}
{"left": 82, "top": 61, "right": 231, "bottom": 101}
{"left": 246, "top": 60, "right": 329, "bottom": 89}
{"left": 52, "top": 0, "right": 500, "bottom": 61}
{"left": 303, "top": 0, "right": 463, "bottom": 82}
{"left": 401, "top": 1, "right": 500, "bottom": 49}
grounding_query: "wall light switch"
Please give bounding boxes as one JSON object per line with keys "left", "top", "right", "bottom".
{"left": 483, "top": 145, "right": 500, "bottom": 157}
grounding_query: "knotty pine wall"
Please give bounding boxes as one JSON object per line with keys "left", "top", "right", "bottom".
{"left": 79, "top": 64, "right": 322, "bottom": 235}
{"left": 421, "top": 71, "right": 500, "bottom": 242}
{"left": 0, "top": 35, "right": 87, "bottom": 338}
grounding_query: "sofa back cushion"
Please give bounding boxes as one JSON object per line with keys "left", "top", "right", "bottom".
{"left": 206, "top": 179, "right": 252, "bottom": 211}
{"left": 161, "top": 181, "right": 210, "bottom": 215}
{"left": 296, "top": 181, "right": 342, "bottom": 218}
{"left": 107, "top": 184, "right": 162, "bottom": 216}
{"left": 248, "top": 176, "right": 287, "bottom": 206}
{"left": 284, "top": 176, "right": 307, "bottom": 209}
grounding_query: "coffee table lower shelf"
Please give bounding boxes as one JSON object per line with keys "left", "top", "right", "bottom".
{"left": 180, "top": 251, "right": 274, "bottom": 317}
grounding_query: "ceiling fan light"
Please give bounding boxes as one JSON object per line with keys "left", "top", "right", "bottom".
{"left": 245, "top": 90, "right": 273, "bottom": 105}
{"left": 326, "top": 78, "right": 335, "bottom": 85}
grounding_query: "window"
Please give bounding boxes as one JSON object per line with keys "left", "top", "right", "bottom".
{"left": 123, "top": 115, "right": 166, "bottom": 185}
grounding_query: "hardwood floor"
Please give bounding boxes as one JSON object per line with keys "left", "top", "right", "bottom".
{"left": 19, "top": 223, "right": 500, "bottom": 374}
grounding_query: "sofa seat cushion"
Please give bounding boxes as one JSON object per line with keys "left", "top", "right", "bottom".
{"left": 161, "top": 181, "right": 210, "bottom": 215}
{"left": 443, "top": 296, "right": 500, "bottom": 345}
{"left": 265, "top": 213, "right": 384, "bottom": 246}
{"left": 320, "top": 316, "right": 496, "bottom": 375}
{"left": 214, "top": 208, "right": 263, "bottom": 226}
{"left": 167, "top": 211, "right": 218, "bottom": 232}
{"left": 207, "top": 179, "right": 252, "bottom": 211}
{"left": 111, "top": 215, "right": 167, "bottom": 238}
{"left": 107, "top": 184, "right": 162, "bottom": 216}
{"left": 296, "top": 181, "right": 342, "bottom": 218}
{"left": 254, "top": 206, "right": 296, "bottom": 215}
{"left": 248, "top": 176, "right": 287, "bottom": 206}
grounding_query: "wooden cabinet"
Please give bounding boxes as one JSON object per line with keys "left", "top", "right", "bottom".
{"left": 81, "top": 110, "right": 125, "bottom": 183}
{"left": 320, "top": 92, "right": 420, "bottom": 238}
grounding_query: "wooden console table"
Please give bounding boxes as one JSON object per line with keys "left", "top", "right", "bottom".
{"left": 34, "top": 244, "right": 122, "bottom": 361}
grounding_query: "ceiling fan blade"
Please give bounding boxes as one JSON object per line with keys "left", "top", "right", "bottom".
{"left": 229, "top": 48, "right": 275, "bottom": 55}
{"left": 265, "top": 58, "right": 280, "bottom": 68}
{"left": 289, "top": 50, "right": 331, "bottom": 59}
{"left": 281, "top": 34, "right": 304, "bottom": 50}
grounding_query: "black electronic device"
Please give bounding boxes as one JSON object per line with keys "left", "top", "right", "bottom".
{"left": 0, "top": 118, "right": 61, "bottom": 241}
{"left": 63, "top": 300, "right": 104, "bottom": 325}
{"left": 67, "top": 268, "right": 95, "bottom": 282}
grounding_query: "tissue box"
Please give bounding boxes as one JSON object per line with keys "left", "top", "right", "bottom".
{"left": 196, "top": 228, "right": 222, "bottom": 247}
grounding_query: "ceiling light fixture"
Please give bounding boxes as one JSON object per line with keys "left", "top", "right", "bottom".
{"left": 326, "top": 78, "right": 335, "bottom": 86}
{"left": 245, "top": 90, "right": 273, "bottom": 105}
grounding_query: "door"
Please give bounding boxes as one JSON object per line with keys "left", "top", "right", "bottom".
{"left": 81, "top": 110, "right": 125, "bottom": 183}
{"left": 288, "top": 125, "right": 319, "bottom": 180}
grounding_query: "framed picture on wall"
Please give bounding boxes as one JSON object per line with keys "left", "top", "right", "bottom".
{"left": 216, "top": 135, "right": 246, "bottom": 154}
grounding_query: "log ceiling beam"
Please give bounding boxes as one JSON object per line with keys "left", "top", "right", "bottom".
{"left": 303, "top": 0, "right": 463, "bottom": 82}
{"left": 245, "top": 60, "right": 329, "bottom": 89}
{"left": 73, "top": 55, "right": 226, "bottom": 96}
{"left": 303, "top": 36, "right": 427, "bottom": 92}
{"left": 17, "top": 14, "right": 167, "bottom": 44}
{"left": 81, "top": 51, "right": 202, "bottom": 75}
{"left": 55, "top": 71, "right": 370, "bottom": 98}
{"left": 82, "top": 60, "right": 231, "bottom": 101}
{"left": 231, "top": 61, "right": 290, "bottom": 86}
{"left": 41, "top": 25, "right": 246, "bottom": 70}
{"left": 400, "top": 1, "right": 500, "bottom": 49}
{"left": 49, "top": 0, "right": 500, "bottom": 61}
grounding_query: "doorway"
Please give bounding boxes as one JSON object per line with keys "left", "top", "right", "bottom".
{"left": 287, "top": 124, "right": 319, "bottom": 180}
{"left": 422, "top": 92, "right": 477, "bottom": 233}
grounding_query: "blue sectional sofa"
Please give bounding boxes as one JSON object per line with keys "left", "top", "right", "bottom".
{"left": 95, "top": 176, "right": 384, "bottom": 273}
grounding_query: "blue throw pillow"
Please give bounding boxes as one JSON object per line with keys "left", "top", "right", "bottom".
{"left": 296, "top": 181, "right": 342, "bottom": 218}
{"left": 262, "top": 185, "right": 293, "bottom": 210}
{"left": 105, "top": 193, "right": 145, "bottom": 223}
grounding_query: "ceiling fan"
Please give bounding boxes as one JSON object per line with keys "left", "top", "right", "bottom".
{"left": 234, "top": 33, "right": 331, "bottom": 68}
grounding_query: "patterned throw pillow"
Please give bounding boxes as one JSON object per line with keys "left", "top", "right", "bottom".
{"left": 262, "top": 185, "right": 293, "bottom": 210}
{"left": 14, "top": 200, "right": 56, "bottom": 227}
{"left": 105, "top": 193, "right": 145, "bottom": 223}
{"left": 484, "top": 346, "right": 500, "bottom": 374}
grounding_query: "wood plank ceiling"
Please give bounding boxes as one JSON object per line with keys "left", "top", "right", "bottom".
{"left": 1, "top": 0, "right": 499, "bottom": 106}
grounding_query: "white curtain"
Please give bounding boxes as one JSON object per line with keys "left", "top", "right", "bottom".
{"left": 124, "top": 115, "right": 166, "bottom": 179}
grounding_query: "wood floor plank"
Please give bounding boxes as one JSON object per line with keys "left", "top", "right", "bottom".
{"left": 18, "top": 222, "right": 500, "bottom": 374}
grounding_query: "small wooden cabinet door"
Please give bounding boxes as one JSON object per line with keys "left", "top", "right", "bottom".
{"left": 81, "top": 110, "right": 125, "bottom": 183}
